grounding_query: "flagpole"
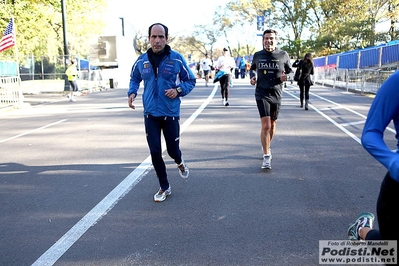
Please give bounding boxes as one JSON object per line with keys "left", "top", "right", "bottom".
{"left": 12, "top": 17, "right": 20, "bottom": 78}
{"left": 11, "top": 16, "right": 23, "bottom": 106}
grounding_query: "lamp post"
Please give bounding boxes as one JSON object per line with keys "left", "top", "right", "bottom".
{"left": 119, "top": 17, "right": 125, "bottom": 36}
{"left": 61, "top": 0, "right": 70, "bottom": 91}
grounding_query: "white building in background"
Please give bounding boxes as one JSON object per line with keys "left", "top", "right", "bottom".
{"left": 89, "top": 16, "right": 137, "bottom": 89}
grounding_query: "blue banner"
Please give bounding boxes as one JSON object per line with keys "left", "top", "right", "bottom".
{"left": 257, "top": 16, "right": 264, "bottom": 31}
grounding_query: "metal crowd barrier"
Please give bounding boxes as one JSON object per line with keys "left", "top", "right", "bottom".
{"left": 0, "top": 76, "right": 23, "bottom": 109}
{"left": 314, "top": 67, "right": 395, "bottom": 94}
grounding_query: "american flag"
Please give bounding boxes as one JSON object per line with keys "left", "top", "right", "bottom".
{"left": 0, "top": 18, "right": 15, "bottom": 52}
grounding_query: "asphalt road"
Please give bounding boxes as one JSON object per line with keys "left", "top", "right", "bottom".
{"left": 0, "top": 79, "right": 393, "bottom": 266}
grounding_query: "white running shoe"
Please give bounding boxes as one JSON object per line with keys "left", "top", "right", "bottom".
{"left": 154, "top": 187, "right": 171, "bottom": 202}
{"left": 177, "top": 160, "right": 189, "bottom": 179}
{"left": 262, "top": 154, "right": 272, "bottom": 169}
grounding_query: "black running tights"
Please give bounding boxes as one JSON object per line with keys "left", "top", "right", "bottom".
{"left": 365, "top": 172, "right": 399, "bottom": 242}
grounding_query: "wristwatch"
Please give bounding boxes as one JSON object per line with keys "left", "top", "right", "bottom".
{"left": 176, "top": 87, "right": 182, "bottom": 94}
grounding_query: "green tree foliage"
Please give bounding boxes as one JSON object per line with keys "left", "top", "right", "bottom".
{"left": 225, "top": 0, "right": 271, "bottom": 56}
{"left": 229, "top": 0, "right": 271, "bottom": 24}
{"left": 189, "top": 0, "right": 399, "bottom": 59}
{"left": 314, "top": 0, "right": 379, "bottom": 53}
{"left": 3, "top": 0, "right": 398, "bottom": 66}
{"left": 271, "top": 0, "right": 314, "bottom": 58}
{"left": 387, "top": 0, "right": 399, "bottom": 40}
{"left": 0, "top": 0, "right": 106, "bottom": 61}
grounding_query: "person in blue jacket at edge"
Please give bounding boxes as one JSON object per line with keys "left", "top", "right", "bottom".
{"left": 347, "top": 70, "right": 399, "bottom": 253}
{"left": 127, "top": 23, "right": 196, "bottom": 202}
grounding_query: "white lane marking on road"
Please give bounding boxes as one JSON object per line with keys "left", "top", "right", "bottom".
{"left": 0, "top": 119, "right": 67, "bottom": 144}
{"left": 339, "top": 120, "right": 366, "bottom": 127}
{"left": 31, "top": 85, "right": 218, "bottom": 266}
{"left": 284, "top": 90, "right": 362, "bottom": 144}
{"left": 309, "top": 92, "right": 367, "bottom": 119}
{"left": 285, "top": 88, "right": 396, "bottom": 135}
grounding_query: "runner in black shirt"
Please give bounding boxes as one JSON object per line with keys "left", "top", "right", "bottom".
{"left": 250, "top": 29, "right": 293, "bottom": 169}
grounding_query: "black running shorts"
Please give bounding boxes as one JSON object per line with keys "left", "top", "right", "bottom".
{"left": 256, "top": 97, "right": 280, "bottom": 120}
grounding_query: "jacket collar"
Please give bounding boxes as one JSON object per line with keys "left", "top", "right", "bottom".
{"left": 147, "top": 44, "right": 171, "bottom": 57}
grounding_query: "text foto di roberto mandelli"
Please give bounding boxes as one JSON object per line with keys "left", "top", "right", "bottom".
{"left": 319, "top": 240, "right": 397, "bottom": 265}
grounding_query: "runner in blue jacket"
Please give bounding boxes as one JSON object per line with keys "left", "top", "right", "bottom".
{"left": 128, "top": 45, "right": 196, "bottom": 117}
{"left": 348, "top": 70, "right": 399, "bottom": 246}
{"left": 362, "top": 72, "right": 399, "bottom": 180}
{"left": 127, "top": 23, "right": 196, "bottom": 202}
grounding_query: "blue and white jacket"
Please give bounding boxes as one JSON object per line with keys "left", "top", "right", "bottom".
{"left": 128, "top": 45, "right": 196, "bottom": 117}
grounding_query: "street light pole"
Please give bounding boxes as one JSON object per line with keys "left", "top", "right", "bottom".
{"left": 61, "top": 0, "right": 70, "bottom": 91}
{"left": 119, "top": 17, "right": 125, "bottom": 36}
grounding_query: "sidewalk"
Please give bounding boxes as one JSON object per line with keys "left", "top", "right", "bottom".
{"left": 22, "top": 92, "right": 69, "bottom": 106}
{"left": 0, "top": 84, "right": 107, "bottom": 115}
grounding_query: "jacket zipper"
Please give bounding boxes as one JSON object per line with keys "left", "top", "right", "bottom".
{"left": 155, "top": 67, "right": 159, "bottom": 99}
